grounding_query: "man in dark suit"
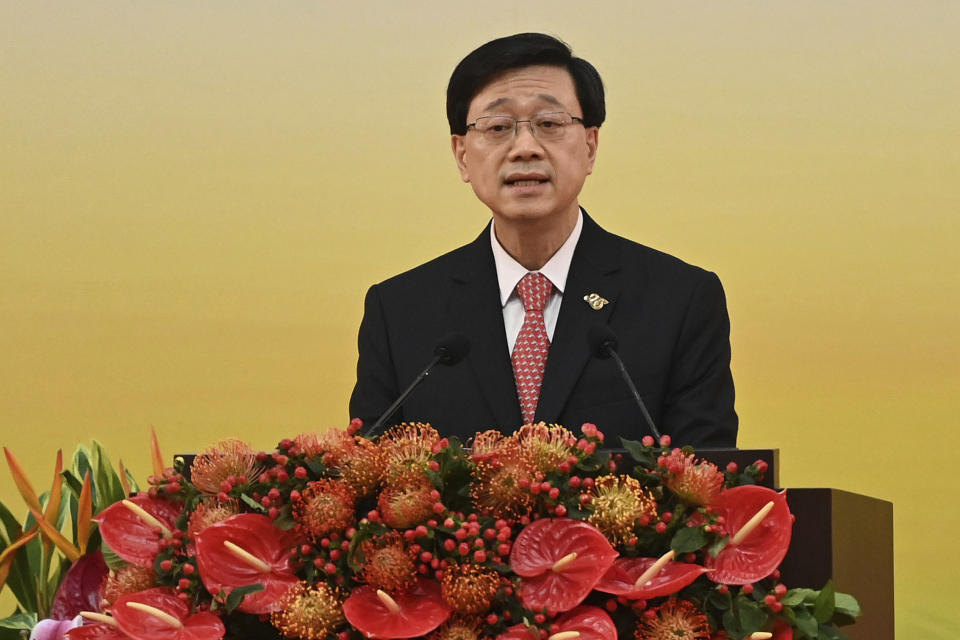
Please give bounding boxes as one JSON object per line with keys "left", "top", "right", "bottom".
{"left": 350, "top": 34, "right": 737, "bottom": 447}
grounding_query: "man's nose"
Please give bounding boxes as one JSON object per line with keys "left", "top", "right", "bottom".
{"left": 507, "top": 121, "right": 545, "bottom": 160}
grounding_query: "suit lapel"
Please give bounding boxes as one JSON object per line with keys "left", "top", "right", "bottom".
{"left": 449, "top": 227, "right": 523, "bottom": 429}
{"left": 536, "top": 213, "right": 622, "bottom": 422}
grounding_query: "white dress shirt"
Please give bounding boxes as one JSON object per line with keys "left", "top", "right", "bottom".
{"left": 490, "top": 210, "right": 584, "bottom": 353}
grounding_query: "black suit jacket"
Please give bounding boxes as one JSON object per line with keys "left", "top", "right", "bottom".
{"left": 349, "top": 212, "right": 737, "bottom": 447}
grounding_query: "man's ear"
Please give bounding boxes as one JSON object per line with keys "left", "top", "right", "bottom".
{"left": 584, "top": 126, "right": 599, "bottom": 176}
{"left": 451, "top": 135, "right": 471, "bottom": 183}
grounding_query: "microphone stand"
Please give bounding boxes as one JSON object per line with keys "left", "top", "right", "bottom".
{"left": 364, "top": 354, "right": 442, "bottom": 438}
{"left": 604, "top": 347, "right": 662, "bottom": 441}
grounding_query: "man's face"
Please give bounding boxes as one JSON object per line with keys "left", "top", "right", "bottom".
{"left": 451, "top": 65, "right": 599, "bottom": 229}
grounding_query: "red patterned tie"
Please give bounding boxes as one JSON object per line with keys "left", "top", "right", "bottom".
{"left": 512, "top": 272, "right": 553, "bottom": 424}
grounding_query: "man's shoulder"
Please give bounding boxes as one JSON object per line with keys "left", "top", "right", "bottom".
{"left": 583, "top": 217, "right": 720, "bottom": 287}
{"left": 371, "top": 232, "right": 488, "bottom": 294}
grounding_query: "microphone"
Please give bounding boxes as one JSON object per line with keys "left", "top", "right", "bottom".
{"left": 364, "top": 332, "right": 470, "bottom": 437}
{"left": 587, "top": 325, "right": 662, "bottom": 440}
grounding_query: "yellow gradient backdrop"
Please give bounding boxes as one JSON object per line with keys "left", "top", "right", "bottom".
{"left": 2, "top": 2, "right": 957, "bottom": 638}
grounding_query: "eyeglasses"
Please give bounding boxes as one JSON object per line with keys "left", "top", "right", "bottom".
{"left": 465, "top": 112, "right": 585, "bottom": 143}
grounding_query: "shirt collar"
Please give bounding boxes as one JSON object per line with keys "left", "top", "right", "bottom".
{"left": 490, "top": 209, "right": 584, "bottom": 306}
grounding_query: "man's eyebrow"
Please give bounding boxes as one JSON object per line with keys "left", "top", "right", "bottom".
{"left": 479, "top": 94, "right": 565, "bottom": 113}
{"left": 481, "top": 97, "right": 510, "bottom": 112}
{"left": 537, "top": 94, "right": 563, "bottom": 107}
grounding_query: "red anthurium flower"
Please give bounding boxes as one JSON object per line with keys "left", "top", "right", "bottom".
{"left": 552, "top": 605, "right": 617, "bottom": 640}
{"left": 705, "top": 486, "right": 792, "bottom": 585}
{"left": 110, "top": 588, "right": 224, "bottom": 640}
{"left": 66, "top": 622, "right": 130, "bottom": 640}
{"left": 342, "top": 578, "right": 452, "bottom": 639}
{"left": 94, "top": 495, "right": 181, "bottom": 568}
{"left": 194, "top": 514, "right": 300, "bottom": 614}
{"left": 496, "top": 625, "right": 541, "bottom": 640}
{"left": 594, "top": 556, "right": 710, "bottom": 600}
{"left": 771, "top": 618, "right": 794, "bottom": 640}
{"left": 686, "top": 618, "right": 788, "bottom": 640}
{"left": 51, "top": 552, "right": 109, "bottom": 619}
{"left": 496, "top": 606, "right": 616, "bottom": 640}
{"left": 510, "top": 518, "right": 618, "bottom": 613}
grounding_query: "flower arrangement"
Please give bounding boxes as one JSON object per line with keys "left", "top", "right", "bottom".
{"left": 1, "top": 422, "right": 859, "bottom": 640}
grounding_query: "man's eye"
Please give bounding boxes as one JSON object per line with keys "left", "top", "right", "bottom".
{"left": 489, "top": 124, "right": 510, "bottom": 132}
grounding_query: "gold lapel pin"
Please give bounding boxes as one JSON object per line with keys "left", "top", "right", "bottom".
{"left": 583, "top": 293, "right": 609, "bottom": 310}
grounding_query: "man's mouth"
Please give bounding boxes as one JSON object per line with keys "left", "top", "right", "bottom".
{"left": 504, "top": 173, "right": 549, "bottom": 187}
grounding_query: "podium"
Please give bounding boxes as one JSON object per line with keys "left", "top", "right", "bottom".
{"left": 696, "top": 449, "right": 894, "bottom": 640}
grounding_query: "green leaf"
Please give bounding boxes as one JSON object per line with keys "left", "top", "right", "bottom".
{"left": 736, "top": 597, "right": 768, "bottom": 634}
{"left": 304, "top": 458, "right": 326, "bottom": 478}
{"left": 813, "top": 581, "right": 836, "bottom": 623}
{"left": 71, "top": 446, "right": 94, "bottom": 505}
{"left": 781, "top": 588, "right": 818, "bottom": 607}
{"left": 122, "top": 467, "right": 140, "bottom": 495}
{"left": 833, "top": 593, "right": 861, "bottom": 619}
{"left": 619, "top": 438, "right": 656, "bottom": 468}
{"left": 795, "top": 609, "right": 819, "bottom": 639}
{"left": 0, "top": 501, "right": 23, "bottom": 544}
{"left": 670, "top": 526, "right": 707, "bottom": 553}
{"left": 0, "top": 612, "right": 36, "bottom": 630}
{"left": 271, "top": 506, "right": 296, "bottom": 531}
{"left": 0, "top": 504, "right": 39, "bottom": 614}
{"left": 707, "top": 587, "right": 732, "bottom": 611}
{"left": 780, "top": 606, "right": 797, "bottom": 625}
{"left": 706, "top": 534, "right": 729, "bottom": 558}
{"left": 59, "top": 469, "right": 84, "bottom": 542}
{"left": 720, "top": 610, "right": 740, "bottom": 638}
{"left": 817, "top": 625, "right": 845, "bottom": 640}
{"left": 223, "top": 584, "right": 265, "bottom": 614}
{"left": 241, "top": 494, "right": 267, "bottom": 513}
{"left": 99, "top": 539, "right": 127, "bottom": 571}
{"left": 90, "top": 441, "right": 125, "bottom": 509}
{"left": 59, "top": 470, "right": 84, "bottom": 501}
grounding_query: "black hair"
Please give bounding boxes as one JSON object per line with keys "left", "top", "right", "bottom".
{"left": 446, "top": 33, "right": 605, "bottom": 135}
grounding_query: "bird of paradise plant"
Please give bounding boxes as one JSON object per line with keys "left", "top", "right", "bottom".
{"left": 0, "top": 435, "right": 149, "bottom": 638}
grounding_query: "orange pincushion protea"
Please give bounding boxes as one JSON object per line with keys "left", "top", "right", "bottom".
{"left": 588, "top": 475, "right": 658, "bottom": 544}
{"left": 663, "top": 449, "right": 724, "bottom": 506}
{"left": 359, "top": 531, "right": 418, "bottom": 593}
{"left": 634, "top": 598, "right": 709, "bottom": 640}
{"left": 101, "top": 564, "right": 157, "bottom": 606}
{"left": 440, "top": 564, "right": 501, "bottom": 615}
{"left": 428, "top": 615, "right": 482, "bottom": 640}
{"left": 336, "top": 435, "right": 385, "bottom": 498}
{"left": 513, "top": 423, "right": 576, "bottom": 473}
{"left": 468, "top": 429, "right": 507, "bottom": 460}
{"left": 470, "top": 439, "right": 537, "bottom": 519}
{"left": 290, "top": 432, "right": 325, "bottom": 459}
{"left": 293, "top": 479, "right": 356, "bottom": 540}
{"left": 380, "top": 422, "right": 441, "bottom": 481}
{"left": 293, "top": 428, "right": 355, "bottom": 464}
{"left": 269, "top": 581, "right": 345, "bottom": 640}
{"left": 189, "top": 438, "right": 260, "bottom": 495}
{"left": 378, "top": 472, "right": 435, "bottom": 529}
{"left": 186, "top": 498, "right": 241, "bottom": 541}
